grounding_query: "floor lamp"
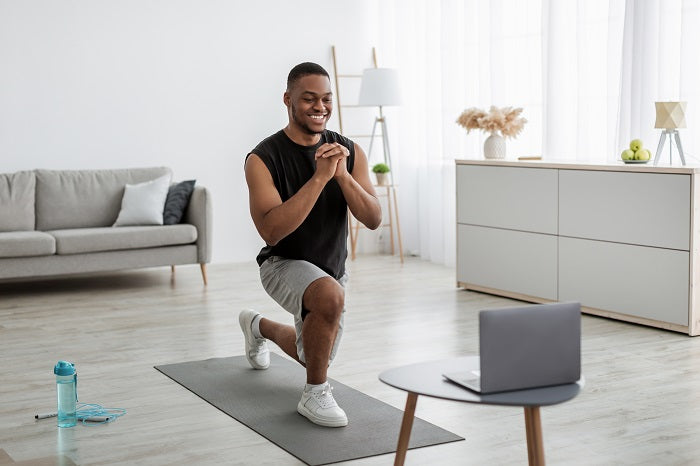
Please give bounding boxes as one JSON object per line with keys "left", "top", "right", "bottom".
{"left": 358, "top": 68, "right": 402, "bottom": 184}
{"left": 653, "top": 101, "right": 687, "bottom": 166}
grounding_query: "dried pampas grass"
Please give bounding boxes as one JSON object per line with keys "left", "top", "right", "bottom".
{"left": 456, "top": 106, "right": 527, "bottom": 139}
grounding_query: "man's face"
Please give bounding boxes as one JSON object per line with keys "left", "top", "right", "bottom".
{"left": 285, "top": 74, "right": 333, "bottom": 135}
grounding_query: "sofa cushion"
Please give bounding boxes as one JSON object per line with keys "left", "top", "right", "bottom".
{"left": 0, "top": 171, "right": 36, "bottom": 232}
{"left": 164, "top": 180, "right": 196, "bottom": 225}
{"left": 0, "top": 231, "right": 56, "bottom": 258}
{"left": 35, "top": 167, "right": 172, "bottom": 231}
{"left": 49, "top": 225, "right": 197, "bottom": 255}
{"left": 113, "top": 174, "right": 171, "bottom": 226}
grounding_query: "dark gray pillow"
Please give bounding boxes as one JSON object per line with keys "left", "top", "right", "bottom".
{"left": 163, "top": 180, "right": 196, "bottom": 225}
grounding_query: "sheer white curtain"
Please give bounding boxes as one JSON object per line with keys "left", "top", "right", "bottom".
{"left": 542, "top": 0, "right": 625, "bottom": 161}
{"left": 378, "top": 0, "right": 700, "bottom": 266}
{"left": 618, "top": 0, "right": 700, "bottom": 162}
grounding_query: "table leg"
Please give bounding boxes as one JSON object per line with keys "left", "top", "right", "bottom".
{"left": 394, "top": 392, "right": 418, "bottom": 466}
{"left": 524, "top": 406, "right": 545, "bottom": 466}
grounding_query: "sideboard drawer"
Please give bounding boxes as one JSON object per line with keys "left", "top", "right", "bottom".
{"left": 559, "top": 237, "right": 689, "bottom": 326}
{"left": 457, "top": 165, "right": 558, "bottom": 234}
{"left": 457, "top": 224, "right": 558, "bottom": 300}
{"left": 559, "top": 170, "right": 690, "bottom": 250}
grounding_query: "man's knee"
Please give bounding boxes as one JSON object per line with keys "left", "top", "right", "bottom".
{"left": 303, "top": 277, "right": 344, "bottom": 323}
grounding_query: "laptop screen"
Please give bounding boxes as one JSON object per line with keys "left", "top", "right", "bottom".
{"left": 478, "top": 302, "right": 581, "bottom": 393}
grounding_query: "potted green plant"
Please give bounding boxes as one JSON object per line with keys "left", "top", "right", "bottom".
{"left": 372, "top": 163, "right": 390, "bottom": 186}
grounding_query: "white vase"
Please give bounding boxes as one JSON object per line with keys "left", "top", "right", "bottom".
{"left": 483, "top": 132, "right": 506, "bottom": 159}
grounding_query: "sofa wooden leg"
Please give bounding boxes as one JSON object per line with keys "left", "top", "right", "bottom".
{"left": 171, "top": 265, "right": 175, "bottom": 274}
{"left": 200, "top": 263, "right": 208, "bottom": 285}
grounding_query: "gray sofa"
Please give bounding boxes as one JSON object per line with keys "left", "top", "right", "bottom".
{"left": 0, "top": 166, "right": 212, "bottom": 284}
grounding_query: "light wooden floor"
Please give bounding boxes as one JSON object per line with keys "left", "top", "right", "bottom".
{"left": 2, "top": 256, "right": 700, "bottom": 465}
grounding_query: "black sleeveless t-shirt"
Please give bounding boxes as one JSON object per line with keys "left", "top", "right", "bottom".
{"left": 248, "top": 130, "right": 355, "bottom": 279}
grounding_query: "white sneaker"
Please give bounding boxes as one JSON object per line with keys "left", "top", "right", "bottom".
{"left": 239, "top": 309, "right": 269, "bottom": 370}
{"left": 297, "top": 382, "right": 348, "bottom": 427}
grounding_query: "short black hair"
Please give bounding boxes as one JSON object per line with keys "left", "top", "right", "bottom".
{"left": 287, "top": 62, "right": 330, "bottom": 91}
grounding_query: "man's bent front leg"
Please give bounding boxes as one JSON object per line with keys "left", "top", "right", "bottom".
{"left": 301, "top": 277, "right": 344, "bottom": 384}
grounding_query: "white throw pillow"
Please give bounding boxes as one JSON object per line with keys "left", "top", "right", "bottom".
{"left": 113, "top": 174, "right": 171, "bottom": 226}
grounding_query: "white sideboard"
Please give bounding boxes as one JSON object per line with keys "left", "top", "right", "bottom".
{"left": 456, "top": 159, "right": 700, "bottom": 335}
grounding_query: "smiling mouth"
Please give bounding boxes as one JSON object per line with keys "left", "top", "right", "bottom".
{"left": 309, "top": 114, "right": 327, "bottom": 121}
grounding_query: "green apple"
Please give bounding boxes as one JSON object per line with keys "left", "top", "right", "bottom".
{"left": 635, "top": 149, "right": 651, "bottom": 161}
{"left": 630, "top": 139, "right": 643, "bottom": 151}
{"left": 621, "top": 149, "right": 635, "bottom": 160}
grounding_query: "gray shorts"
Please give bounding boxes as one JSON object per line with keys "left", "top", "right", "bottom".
{"left": 259, "top": 256, "right": 348, "bottom": 365}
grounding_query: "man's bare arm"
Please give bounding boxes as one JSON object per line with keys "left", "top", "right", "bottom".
{"left": 327, "top": 143, "right": 382, "bottom": 230}
{"left": 245, "top": 153, "right": 337, "bottom": 246}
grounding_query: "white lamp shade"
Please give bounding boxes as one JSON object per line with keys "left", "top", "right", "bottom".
{"left": 358, "top": 68, "right": 402, "bottom": 106}
{"left": 655, "top": 101, "right": 687, "bottom": 129}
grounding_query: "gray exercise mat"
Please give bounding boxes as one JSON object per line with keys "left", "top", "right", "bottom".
{"left": 155, "top": 353, "right": 463, "bottom": 465}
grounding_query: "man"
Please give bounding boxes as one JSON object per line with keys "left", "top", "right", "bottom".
{"left": 241, "top": 62, "right": 382, "bottom": 427}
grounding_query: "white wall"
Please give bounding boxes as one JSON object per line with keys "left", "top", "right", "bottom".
{"left": 0, "top": 0, "right": 383, "bottom": 263}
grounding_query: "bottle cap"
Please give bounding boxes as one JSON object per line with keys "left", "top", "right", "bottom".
{"left": 54, "top": 361, "right": 75, "bottom": 376}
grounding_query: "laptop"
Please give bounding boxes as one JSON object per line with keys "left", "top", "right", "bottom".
{"left": 443, "top": 302, "right": 581, "bottom": 394}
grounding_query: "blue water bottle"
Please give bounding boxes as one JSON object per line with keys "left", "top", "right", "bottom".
{"left": 54, "top": 361, "right": 77, "bottom": 428}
